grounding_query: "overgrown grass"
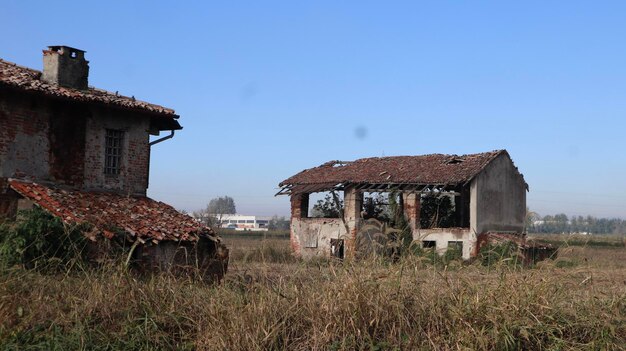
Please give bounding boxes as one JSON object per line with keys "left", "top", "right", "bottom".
{"left": 1, "top": 222, "right": 624, "bottom": 350}
{"left": 1, "top": 237, "right": 625, "bottom": 350}
{"left": 216, "top": 229, "right": 290, "bottom": 239}
{"left": 529, "top": 233, "right": 626, "bottom": 248}
{"left": 224, "top": 237, "right": 296, "bottom": 264}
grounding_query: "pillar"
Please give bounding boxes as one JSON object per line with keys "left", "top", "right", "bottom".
{"left": 404, "top": 192, "right": 421, "bottom": 238}
{"left": 343, "top": 187, "right": 363, "bottom": 258}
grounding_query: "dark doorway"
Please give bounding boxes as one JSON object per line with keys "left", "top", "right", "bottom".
{"left": 330, "top": 238, "right": 344, "bottom": 259}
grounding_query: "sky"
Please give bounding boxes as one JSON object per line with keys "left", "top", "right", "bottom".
{"left": 2, "top": 1, "right": 626, "bottom": 219}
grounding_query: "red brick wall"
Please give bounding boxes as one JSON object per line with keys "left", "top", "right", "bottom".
{"left": 83, "top": 109, "right": 151, "bottom": 195}
{"left": 48, "top": 100, "right": 87, "bottom": 185}
{"left": 0, "top": 88, "right": 152, "bottom": 195}
{"left": 289, "top": 193, "right": 309, "bottom": 255}
{"left": 0, "top": 90, "right": 51, "bottom": 181}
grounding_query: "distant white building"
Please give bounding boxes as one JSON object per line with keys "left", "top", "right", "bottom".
{"left": 217, "top": 214, "right": 271, "bottom": 231}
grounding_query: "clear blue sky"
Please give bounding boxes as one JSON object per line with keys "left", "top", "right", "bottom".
{"left": 2, "top": 1, "right": 626, "bottom": 218}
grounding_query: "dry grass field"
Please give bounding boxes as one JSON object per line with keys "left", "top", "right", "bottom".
{"left": 1, "top": 233, "right": 625, "bottom": 350}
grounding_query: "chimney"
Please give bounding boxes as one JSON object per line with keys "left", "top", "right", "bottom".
{"left": 42, "top": 46, "right": 89, "bottom": 90}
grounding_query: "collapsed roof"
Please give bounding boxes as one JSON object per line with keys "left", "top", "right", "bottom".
{"left": 278, "top": 150, "right": 527, "bottom": 195}
{"left": 9, "top": 179, "right": 213, "bottom": 244}
{"left": 0, "top": 59, "right": 181, "bottom": 131}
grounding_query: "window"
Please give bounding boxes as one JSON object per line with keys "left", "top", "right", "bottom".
{"left": 246, "top": 220, "right": 255, "bottom": 223}
{"left": 448, "top": 241, "right": 463, "bottom": 250}
{"left": 308, "top": 191, "right": 344, "bottom": 218}
{"left": 447, "top": 241, "right": 463, "bottom": 260}
{"left": 422, "top": 241, "right": 436, "bottom": 249}
{"left": 330, "top": 238, "right": 344, "bottom": 259}
{"left": 104, "top": 129, "right": 123, "bottom": 175}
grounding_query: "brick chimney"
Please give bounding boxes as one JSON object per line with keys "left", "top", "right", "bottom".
{"left": 42, "top": 46, "right": 89, "bottom": 90}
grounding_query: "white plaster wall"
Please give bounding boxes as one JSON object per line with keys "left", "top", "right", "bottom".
{"left": 291, "top": 217, "right": 348, "bottom": 259}
{"left": 414, "top": 228, "right": 475, "bottom": 259}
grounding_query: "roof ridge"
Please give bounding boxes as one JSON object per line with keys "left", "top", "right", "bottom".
{"left": 0, "top": 58, "right": 41, "bottom": 76}
{"left": 347, "top": 150, "right": 506, "bottom": 163}
{"left": 0, "top": 56, "right": 179, "bottom": 119}
{"left": 279, "top": 149, "right": 515, "bottom": 189}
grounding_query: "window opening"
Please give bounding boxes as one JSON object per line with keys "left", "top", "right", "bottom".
{"left": 422, "top": 240, "right": 436, "bottom": 249}
{"left": 309, "top": 191, "right": 344, "bottom": 218}
{"left": 420, "top": 193, "right": 456, "bottom": 229}
{"left": 104, "top": 129, "right": 123, "bottom": 175}
{"left": 330, "top": 238, "right": 344, "bottom": 259}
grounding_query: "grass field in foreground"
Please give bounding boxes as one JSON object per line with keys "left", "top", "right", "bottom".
{"left": 1, "top": 235, "right": 625, "bottom": 350}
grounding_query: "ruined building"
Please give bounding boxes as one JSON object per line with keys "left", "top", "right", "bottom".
{"left": 278, "top": 150, "right": 530, "bottom": 260}
{"left": 0, "top": 46, "right": 227, "bottom": 279}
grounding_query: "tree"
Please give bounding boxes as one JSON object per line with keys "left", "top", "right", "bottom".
{"left": 420, "top": 194, "right": 455, "bottom": 229}
{"left": 311, "top": 193, "right": 343, "bottom": 218}
{"left": 525, "top": 208, "right": 540, "bottom": 233}
{"left": 193, "top": 196, "right": 236, "bottom": 228}
{"left": 207, "top": 196, "right": 236, "bottom": 215}
{"left": 554, "top": 213, "right": 569, "bottom": 234}
{"left": 268, "top": 216, "right": 290, "bottom": 231}
{"left": 362, "top": 193, "right": 388, "bottom": 220}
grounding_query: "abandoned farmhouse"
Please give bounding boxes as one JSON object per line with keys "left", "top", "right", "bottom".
{"left": 278, "top": 150, "right": 528, "bottom": 260}
{"left": 0, "top": 46, "right": 227, "bottom": 278}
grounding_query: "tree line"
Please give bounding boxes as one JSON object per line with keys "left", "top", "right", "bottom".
{"left": 527, "top": 212, "right": 626, "bottom": 235}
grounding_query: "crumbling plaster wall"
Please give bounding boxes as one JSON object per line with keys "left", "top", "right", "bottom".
{"left": 291, "top": 218, "right": 348, "bottom": 259}
{"left": 471, "top": 153, "right": 526, "bottom": 234}
{"left": 290, "top": 188, "right": 361, "bottom": 259}
{"left": 288, "top": 154, "right": 526, "bottom": 261}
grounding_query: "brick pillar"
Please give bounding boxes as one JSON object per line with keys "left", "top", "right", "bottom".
{"left": 290, "top": 193, "right": 309, "bottom": 219}
{"left": 343, "top": 187, "right": 362, "bottom": 258}
{"left": 289, "top": 193, "right": 309, "bottom": 256}
{"left": 404, "top": 192, "right": 421, "bottom": 237}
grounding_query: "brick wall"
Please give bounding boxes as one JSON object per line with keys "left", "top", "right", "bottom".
{"left": 0, "top": 90, "right": 51, "bottom": 181}
{"left": 83, "top": 108, "right": 151, "bottom": 196}
{"left": 0, "top": 88, "right": 152, "bottom": 196}
{"left": 289, "top": 193, "right": 310, "bottom": 255}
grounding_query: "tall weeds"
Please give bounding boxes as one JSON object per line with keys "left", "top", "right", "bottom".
{"left": 1, "top": 243, "right": 625, "bottom": 350}
{"left": 0, "top": 208, "right": 89, "bottom": 272}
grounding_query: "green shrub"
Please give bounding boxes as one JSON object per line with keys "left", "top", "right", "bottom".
{"left": 409, "top": 241, "right": 463, "bottom": 267}
{"left": 443, "top": 244, "right": 463, "bottom": 262}
{"left": 0, "top": 208, "right": 89, "bottom": 271}
{"left": 479, "top": 241, "right": 522, "bottom": 267}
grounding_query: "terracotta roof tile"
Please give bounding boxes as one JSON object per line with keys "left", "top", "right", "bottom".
{"left": 280, "top": 150, "right": 523, "bottom": 188}
{"left": 9, "top": 179, "right": 214, "bottom": 243}
{"left": 0, "top": 59, "right": 181, "bottom": 126}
